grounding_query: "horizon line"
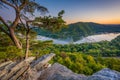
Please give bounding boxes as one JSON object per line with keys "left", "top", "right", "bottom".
{"left": 66, "top": 21, "right": 120, "bottom": 25}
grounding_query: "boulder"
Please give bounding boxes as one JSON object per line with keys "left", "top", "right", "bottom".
{"left": 18, "top": 53, "right": 55, "bottom": 80}
{"left": 31, "top": 53, "right": 55, "bottom": 71}
{"left": 87, "top": 68, "right": 120, "bottom": 80}
{"left": 38, "top": 63, "right": 120, "bottom": 80}
{"left": 38, "top": 63, "right": 86, "bottom": 80}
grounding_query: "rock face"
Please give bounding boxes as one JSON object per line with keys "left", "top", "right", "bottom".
{"left": 87, "top": 68, "right": 120, "bottom": 80}
{"left": 0, "top": 53, "right": 120, "bottom": 80}
{"left": 38, "top": 63, "right": 120, "bottom": 80}
{"left": 38, "top": 63, "right": 86, "bottom": 80}
{"left": 0, "top": 53, "right": 55, "bottom": 80}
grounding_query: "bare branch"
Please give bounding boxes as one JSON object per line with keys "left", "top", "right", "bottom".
{"left": 19, "top": 16, "right": 26, "bottom": 27}
{"left": 18, "top": 16, "right": 28, "bottom": 32}
{"left": 19, "top": 0, "right": 27, "bottom": 10}
{"left": 13, "top": 0, "right": 19, "bottom": 8}
{"left": 1, "top": 0, "right": 17, "bottom": 10}
{"left": 10, "top": 12, "right": 20, "bottom": 29}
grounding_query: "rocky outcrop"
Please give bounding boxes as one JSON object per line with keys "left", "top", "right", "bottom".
{"left": 31, "top": 53, "right": 55, "bottom": 71}
{"left": 0, "top": 57, "right": 35, "bottom": 80}
{"left": 0, "top": 53, "right": 120, "bottom": 80}
{"left": 0, "top": 53, "right": 55, "bottom": 80}
{"left": 38, "top": 63, "right": 86, "bottom": 80}
{"left": 87, "top": 68, "right": 120, "bottom": 80}
{"left": 38, "top": 63, "right": 120, "bottom": 80}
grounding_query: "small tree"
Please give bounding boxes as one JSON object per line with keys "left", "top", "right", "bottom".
{"left": 0, "top": 0, "right": 48, "bottom": 49}
{"left": 0, "top": 0, "right": 66, "bottom": 59}
{"left": 21, "top": 10, "right": 66, "bottom": 59}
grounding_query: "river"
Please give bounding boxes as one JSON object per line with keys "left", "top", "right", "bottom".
{"left": 37, "top": 33, "right": 120, "bottom": 44}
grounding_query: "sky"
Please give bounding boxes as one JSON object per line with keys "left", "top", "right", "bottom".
{"left": 0, "top": 0, "right": 120, "bottom": 24}
{"left": 38, "top": 0, "right": 120, "bottom": 24}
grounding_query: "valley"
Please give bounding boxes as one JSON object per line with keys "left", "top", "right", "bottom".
{"left": 37, "top": 33, "right": 120, "bottom": 44}
{"left": 34, "top": 22, "right": 120, "bottom": 41}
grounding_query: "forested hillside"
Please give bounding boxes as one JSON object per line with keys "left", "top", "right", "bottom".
{"left": 1, "top": 29, "right": 120, "bottom": 75}
{"left": 34, "top": 22, "right": 120, "bottom": 41}
{"left": 1, "top": 34, "right": 120, "bottom": 75}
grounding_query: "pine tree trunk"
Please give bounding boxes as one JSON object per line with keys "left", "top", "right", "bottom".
{"left": 25, "top": 29, "right": 30, "bottom": 59}
{"left": 8, "top": 10, "right": 22, "bottom": 49}
{"left": 9, "top": 27, "right": 22, "bottom": 49}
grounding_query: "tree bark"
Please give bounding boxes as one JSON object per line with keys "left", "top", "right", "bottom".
{"left": 9, "top": 27, "right": 22, "bottom": 49}
{"left": 0, "top": 9, "right": 22, "bottom": 49}
{"left": 7, "top": 9, "right": 23, "bottom": 49}
{"left": 25, "top": 28, "right": 30, "bottom": 59}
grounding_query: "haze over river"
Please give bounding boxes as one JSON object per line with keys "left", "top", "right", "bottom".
{"left": 37, "top": 33, "right": 120, "bottom": 44}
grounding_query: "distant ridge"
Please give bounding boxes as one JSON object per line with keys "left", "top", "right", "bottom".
{"left": 69, "top": 22, "right": 120, "bottom": 25}
{"left": 33, "top": 22, "right": 120, "bottom": 41}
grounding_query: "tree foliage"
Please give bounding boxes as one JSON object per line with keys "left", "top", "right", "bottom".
{"left": 0, "top": 0, "right": 66, "bottom": 58}
{"left": 0, "top": 0, "right": 48, "bottom": 49}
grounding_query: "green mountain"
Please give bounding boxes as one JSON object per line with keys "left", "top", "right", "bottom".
{"left": 34, "top": 22, "right": 120, "bottom": 41}
{"left": 110, "top": 35, "right": 120, "bottom": 49}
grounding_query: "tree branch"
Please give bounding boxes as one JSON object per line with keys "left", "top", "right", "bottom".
{"left": 19, "top": 0, "right": 27, "bottom": 10}
{"left": 19, "top": 16, "right": 26, "bottom": 27}
{"left": 10, "top": 11, "right": 20, "bottom": 29}
{"left": 1, "top": 1, "right": 20, "bottom": 29}
{"left": 18, "top": 16, "right": 28, "bottom": 32}
{"left": 1, "top": 0, "right": 17, "bottom": 10}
